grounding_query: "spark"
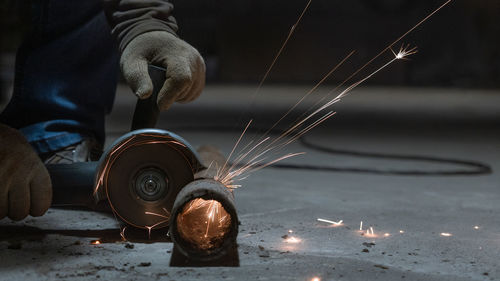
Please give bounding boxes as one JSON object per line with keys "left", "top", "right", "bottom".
{"left": 120, "top": 227, "right": 127, "bottom": 241}
{"left": 144, "top": 207, "right": 171, "bottom": 237}
{"left": 317, "top": 218, "right": 343, "bottom": 226}
{"left": 474, "top": 226, "right": 480, "bottom": 230}
{"left": 360, "top": 221, "right": 363, "bottom": 231}
{"left": 205, "top": 200, "right": 218, "bottom": 238}
{"left": 400, "top": 230, "right": 405, "bottom": 234}
{"left": 384, "top": 233, "right": 390, "bottom": 237}
{"left": 391, "top": 44, "right": 418, "bottom": 60}
{"left": 90, "top": 240, "right": 101, "bottom": 245}
{"left": 216, "top": 119, "right": 253, "bottom": 181}
{"left": 440, "top": 232, "right": 452, "bottom": 237}
{"left": 284, "top": 236, "right": 302, "bottom": 244}
{"left": 146, "top": 226, "right": 153, "bottom": 239}
{"left": 311, "top": 277, "right": 321, "bottom": 281}
{"left": 362, "top": 226, "right": 377, "bottom": 237}
{"left": 255, "top": 0, "right": 313, "bottom": 93}
{"left": 288, "top": 230, "right": 294, "bottom": 233}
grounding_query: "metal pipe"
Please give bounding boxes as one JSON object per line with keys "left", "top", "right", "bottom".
{"left": 169, "top": 179, "right": 238, "bottom": 261}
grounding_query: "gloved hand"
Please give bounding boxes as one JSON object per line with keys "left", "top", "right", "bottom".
{"left": 0, "top": 124, "right": 52, "bottom": 221}
{"left": 121, "top": 31, "right": 206, "bottom": 110}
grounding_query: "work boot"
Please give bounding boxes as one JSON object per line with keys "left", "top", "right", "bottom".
{"left": 42, "top": 137, "right": 102, "bottom": 164}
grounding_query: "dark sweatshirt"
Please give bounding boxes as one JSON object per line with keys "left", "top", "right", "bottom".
{"left": 103, "top": 0, "right": 178, "bottom": 52}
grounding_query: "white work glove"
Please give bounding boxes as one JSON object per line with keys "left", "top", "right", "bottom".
{"left": 120, "top": 31, "right": 206, "bottom": 110}
{"left": 0, "top": 124, "right": 52, "bottom": 221}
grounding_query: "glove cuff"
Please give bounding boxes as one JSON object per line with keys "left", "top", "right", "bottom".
{"left": 117, "top": 21, "right": 178, "bottom": 53}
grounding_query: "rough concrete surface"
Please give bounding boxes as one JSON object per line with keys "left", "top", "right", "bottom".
{"left": 1, "top": 86, "right": 499, "bottom": 281}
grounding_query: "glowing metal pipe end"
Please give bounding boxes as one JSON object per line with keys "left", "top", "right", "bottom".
{"left": 170, "top": 179, "right": 238, "bottom": 261}
{"left": 177, "top": 198, "right": 232, "bottom": 251}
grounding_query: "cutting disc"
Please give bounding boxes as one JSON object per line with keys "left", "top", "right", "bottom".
{"left": 102, "top": 132, "right": 196, "bottom": 229}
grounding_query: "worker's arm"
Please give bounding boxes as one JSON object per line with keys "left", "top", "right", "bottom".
{"left": 103, "top": 0, "right": 206, "bottom": 110}
{"left": 0, "top": 124, "right": 52, "bottom": 221}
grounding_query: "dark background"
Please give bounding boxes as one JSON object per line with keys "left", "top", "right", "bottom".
{"left": 172, "top": 0, "right": 499, "bottom": 88}
{"left": 1, "top": 0, "right": 499, "bottom": 89}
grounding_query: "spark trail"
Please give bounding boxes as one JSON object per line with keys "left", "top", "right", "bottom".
{"left": 217, "top": 45, "right": 417, "bottom": 189}
{"left": 255, "top": 0, "right": 313, "bottom": 94}
{"left": 215, "top": 0, "right": 452, "bottom": 189}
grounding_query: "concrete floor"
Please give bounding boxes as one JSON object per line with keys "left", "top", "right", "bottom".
{"left": 1, "top": 85, "right": 499, "bottom": 281}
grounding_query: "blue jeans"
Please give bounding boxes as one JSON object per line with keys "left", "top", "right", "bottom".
{"left": 0, "top": 0, "right": 119, "bottom": 154}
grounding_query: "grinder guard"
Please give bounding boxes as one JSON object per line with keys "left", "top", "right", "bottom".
{"left": 93, "top": 128, "right": 204, "bottom": 229}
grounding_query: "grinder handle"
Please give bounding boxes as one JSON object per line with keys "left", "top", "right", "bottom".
{"left": 47, "top": 161, "right": 99, "bottom": 206}
{"left": 130, "top": 65, "right": 167, "bottom": 130}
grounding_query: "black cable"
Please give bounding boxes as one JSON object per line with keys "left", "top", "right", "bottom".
{"left": 140, "top": 125, "right": 493, "bottom": 176}
{"left": 296, "top": 136, "right": 491, "bottom": 175}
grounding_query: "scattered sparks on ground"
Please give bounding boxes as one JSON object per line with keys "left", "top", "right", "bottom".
{"left": 90, "top": 240, "right": 101, "bottom": 245}
{"left": 358, "top": 224, "right": 379, "bottom": 238}
{"left": 363, "top": 227, "right": 376, "bottom": 238}
{"left": 284, "top": 236, "right": 302, "bottom": 244}
{"left": 440, "top": 232, "right": 452, "bottom": 237}
{"left": 317, "top": 218, "right": 343, "bottom": 226}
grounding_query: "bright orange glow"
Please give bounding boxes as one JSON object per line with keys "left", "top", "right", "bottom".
{"left": 176, "top": 198, "right": 232, "bottom": 250}
{"left": 91, "top": 240, "right": 101, "bottom": 245}
{"left": 311, "top": 277, "right": 321, "bottom": 281}
{"left": 284, "top": 236, "right": 301, "bottom": 244}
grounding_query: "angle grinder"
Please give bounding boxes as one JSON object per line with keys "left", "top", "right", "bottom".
{"left": 47, "top": 65, "right": 206, "bottom": 230}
